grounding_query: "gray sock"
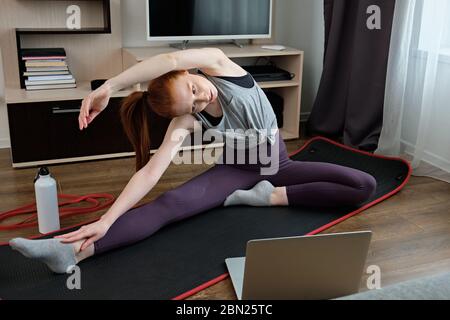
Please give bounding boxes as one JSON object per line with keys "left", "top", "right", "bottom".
{"left": 9, "top": 238, "right": 77, "bottom": 274}
{"left": 224, "top": 180, "right": 275, "bottom": 207}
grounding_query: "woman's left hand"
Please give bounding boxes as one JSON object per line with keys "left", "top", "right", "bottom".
{"left": 54, "top": 219, "right": 111, "bottom": 251}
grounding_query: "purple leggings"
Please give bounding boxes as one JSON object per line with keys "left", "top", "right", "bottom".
{"left": 94, "top": 133, "right": 376, "bottom": 254}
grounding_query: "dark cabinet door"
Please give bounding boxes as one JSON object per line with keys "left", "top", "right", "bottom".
{"left": 48, "top": 100, "right": 95, "bottom": 158}
{"left": 48, "top": 98, "right": 133, "bottom": 158}
{"left": 7, "top": 97, "right": 215, "bottom": 166}
{"left": 8, "top": 101, "right": 53, "bottom": 163}
{"left": 7, "top": 97, "right": 134, "bottom": 164}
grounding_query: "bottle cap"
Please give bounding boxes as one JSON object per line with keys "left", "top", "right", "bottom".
{"left": 39, "top": 166, "right": 50, "bottom": 176}
{"left": 34, "top": 166, "right": 50, "bottom": 183}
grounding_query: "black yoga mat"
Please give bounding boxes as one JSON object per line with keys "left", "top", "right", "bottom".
{"left": 0, "top": 137, "right": 411, "bottom": 300}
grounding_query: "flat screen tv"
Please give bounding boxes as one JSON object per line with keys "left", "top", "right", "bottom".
{"left": 147, "top": 0, "right": 272, "bottom": 41}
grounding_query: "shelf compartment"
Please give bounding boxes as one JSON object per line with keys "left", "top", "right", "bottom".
{"left": 15, "top": 0, "right": 111, "bottom": 88}
{"left": 258, "top": 80, "right": 300, "bottom": 89}
{"left": 16, "top": 27, "right": 111, "bottom": 35}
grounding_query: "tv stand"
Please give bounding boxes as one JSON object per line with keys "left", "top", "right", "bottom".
{"left": 231, "top": 39, "right": 244, "bottom": 48}
{"left": 170, "top": 39, "right": 245, "bottom": 50}
{"left": 169, "top": 40, "right": 189, "bottom": 50}
{"left": 123, "top": 43, "right": 304, "bottom": 140}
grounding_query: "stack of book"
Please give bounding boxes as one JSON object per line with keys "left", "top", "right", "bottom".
{"left": 20, "top": 48, "right": 76, "bottom": 90}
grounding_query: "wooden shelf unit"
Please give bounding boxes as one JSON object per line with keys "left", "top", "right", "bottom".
{"left": 5, "top": 81, "right": 132, "bottom": 104}
{"left": 123, "top": 44, "right": 304, "bottom": 141}
{"left": 15, "top": 0, "right": 112, "bottom": 89}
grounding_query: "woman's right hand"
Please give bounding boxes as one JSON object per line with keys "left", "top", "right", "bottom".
{"left": 54, "top": 218, "right": 112, "bottom": 251}
{"left": 78, "top": 82, "right": 112, "bottom": 130}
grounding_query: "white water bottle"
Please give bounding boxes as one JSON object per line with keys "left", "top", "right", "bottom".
{"left": 34, "top": 166, "right": 60, "bottom": 234}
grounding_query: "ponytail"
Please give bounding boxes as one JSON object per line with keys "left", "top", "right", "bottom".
{"left": 120, "top": 91, "right": 152, "bottom": 171}
{"left": 120, "top": 70, "right": 187, "bottom": 172}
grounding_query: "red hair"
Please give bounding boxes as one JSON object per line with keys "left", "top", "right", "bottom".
{"left": 120, "top": 70, "right": 186, "bottom": 171}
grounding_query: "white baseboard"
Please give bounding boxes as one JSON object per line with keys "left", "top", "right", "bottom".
{"left": 0, "top": 138, "right": 10, "bottom": 149}
{"left": 401, "top": 139, "right": 450, "bottom": 172}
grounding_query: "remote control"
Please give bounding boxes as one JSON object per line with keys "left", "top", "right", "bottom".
{"left": 261, "top": 45, "right": 287, "bottom": 51}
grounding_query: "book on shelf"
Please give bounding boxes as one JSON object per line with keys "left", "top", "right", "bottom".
{"left": 25, "top": 60, "right": 67, "bottom": 67}
{"left": 27, "top": 74, "right": 74, "bottom": 81}
{"left": 20, "top": 47, "right": 77, "bottom": 91}
{"left": 22, "top": 56, "right": 67, "bottom": 61}
{"left": 25, "top": 83, "right": 77, "bottom": 91}
{"left": 26, "top": 66, "right": 69, "bottom": 71}
{"left": 23, "top": 71, "right": 70, "bottom": 76}
{"left": 21, "top": 48, "right": 66, "bottom": 59}
{"left": 25, "top": 79, "right": 76, "bottom": 86}
{"left": 24, "top": 59, "right": 67, "bottom": 62}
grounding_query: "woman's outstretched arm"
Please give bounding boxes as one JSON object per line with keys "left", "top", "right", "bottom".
{"left": 97, "top": 114, "right": 196, "bottom": 227}
{"left": 78, "top": 48, "right": 226, "bottom": 130}
{"left": 59, "top": 114, "right": 197, "bottom": 250}
{"left": 105, "top": 47, "right": 226, "bottom": 93}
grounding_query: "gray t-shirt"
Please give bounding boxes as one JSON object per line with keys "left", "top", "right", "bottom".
{"left": 193, "top": 71, "right": 279, "bottom": 149}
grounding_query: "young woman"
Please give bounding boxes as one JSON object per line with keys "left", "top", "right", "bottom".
{"left": 9, "top": 48, "right": 377, "bottom": 273}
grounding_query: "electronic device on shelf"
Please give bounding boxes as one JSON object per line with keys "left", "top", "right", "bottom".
{"left": 146, "top": 0, "right": 273, "bottom": 42}
{"left": 91, "top": 79, "right": 107, "bottom": 90}
{"left": 242, "top": 65, "right": 294, "bottom": 82}
{"left": 261, "top": 44, "right": 287, "bottom": 51}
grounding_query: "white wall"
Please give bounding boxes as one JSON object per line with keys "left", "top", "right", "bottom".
{"left": 121, "top": 0, "right": 150, "bottom": 48}
{"left": 401, "top": 56, "right": 450, "bottom": 171}
{"left": 0, "top": 49, "right": 10, "bottom": 149}
{"left": 274, "top": 0, "right": 324, "bottom": 117}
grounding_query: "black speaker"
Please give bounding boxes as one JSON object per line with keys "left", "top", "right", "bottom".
{"left": 264, "top": 90, "right": 284, "bottom": 128}
{"left": 90, "top": 79, "right": 107, "bottom": 90}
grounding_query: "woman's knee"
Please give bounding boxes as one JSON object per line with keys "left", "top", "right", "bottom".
{"left": 355, "top": 173, "right": 377, "bottom": 203}
{"left": 157, "top": 188, "right": 189, "bottom": 207}
{"left": 156, "top": 185, "right": 214, "bottom": 214}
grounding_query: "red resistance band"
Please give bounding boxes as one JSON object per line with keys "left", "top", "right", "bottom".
{"left": 0, "top": 194, "right": 115, "bottom": 231}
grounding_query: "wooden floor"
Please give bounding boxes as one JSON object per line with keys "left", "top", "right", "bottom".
{"left": 1, "top": 137, "right": 449, "bottom": 300}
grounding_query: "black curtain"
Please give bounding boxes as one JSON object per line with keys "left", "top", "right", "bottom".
{"left": 306, "top": 0, "right": 396, "bottom": 152}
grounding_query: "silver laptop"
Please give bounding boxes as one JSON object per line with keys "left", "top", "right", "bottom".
{"left": 225, "top": 231, "right": 372, "bottom": 300}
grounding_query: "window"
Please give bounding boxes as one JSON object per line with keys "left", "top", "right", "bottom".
{"left": 417, "top": 0, "right": 450, "bottom": 54}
